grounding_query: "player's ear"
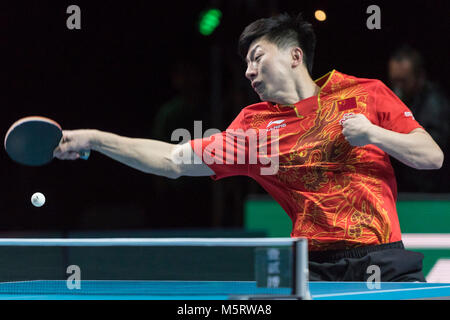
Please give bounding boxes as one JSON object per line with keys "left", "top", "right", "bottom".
{"left": 291, "top": 47, "right": 303, "bottom": 68}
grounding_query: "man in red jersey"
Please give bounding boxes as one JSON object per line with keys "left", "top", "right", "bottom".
{"left": 55, "top": 13, "right": 444, "bottom": 281}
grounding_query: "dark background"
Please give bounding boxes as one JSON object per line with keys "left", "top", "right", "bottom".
{"left": 0, "top": 0, "right": 448, "bottom": 232}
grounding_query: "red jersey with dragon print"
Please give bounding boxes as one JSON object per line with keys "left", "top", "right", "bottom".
{"left": 190, "top": 70, "right": 423, "bottom": 251}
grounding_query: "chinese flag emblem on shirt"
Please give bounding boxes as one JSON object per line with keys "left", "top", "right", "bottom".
{"left": 337, "top": 97, "right": 357, "bottom": 112}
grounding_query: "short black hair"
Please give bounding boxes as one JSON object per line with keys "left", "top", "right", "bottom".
{"left": 390, "top": 44, "right": 425, "bottom": 77}
{"left": 238, "top": 13, "right": 316, "bottom": 74}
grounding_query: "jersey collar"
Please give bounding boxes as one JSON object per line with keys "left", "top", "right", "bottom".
{"left": 274, "top": 70, "right": 338, "bottom": 117}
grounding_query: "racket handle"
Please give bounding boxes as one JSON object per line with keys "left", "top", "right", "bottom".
{"left": 79, "top": 150, "right": 90, "bottom": 160}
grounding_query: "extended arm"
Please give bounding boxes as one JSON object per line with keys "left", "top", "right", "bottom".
{"left": 53, "top": 129, "right": 215, "bottom": 178}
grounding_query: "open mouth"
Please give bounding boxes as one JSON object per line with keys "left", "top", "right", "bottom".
{"left": 252, "top": 82, "right": 262, "bottom": 90}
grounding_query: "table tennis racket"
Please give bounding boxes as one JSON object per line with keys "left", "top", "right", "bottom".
{"left": 4, "top": 116, "right": 90, "bottom": 166}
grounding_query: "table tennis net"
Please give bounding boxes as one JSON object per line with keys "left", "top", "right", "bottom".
{"left": 0, "top": 239, "right": 296, "bottom": 296}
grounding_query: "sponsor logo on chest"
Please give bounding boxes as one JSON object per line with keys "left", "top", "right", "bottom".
{"left": 266, "top": 119, "right": 286, "bottom": 132}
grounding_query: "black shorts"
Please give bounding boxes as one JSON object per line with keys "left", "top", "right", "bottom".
{"left": 308, "top": 241, "right": 426, "bottom": 282}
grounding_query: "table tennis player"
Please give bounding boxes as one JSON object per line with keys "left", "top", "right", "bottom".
{"left": 54, "top": 13, "right": 444, "bottom": 282}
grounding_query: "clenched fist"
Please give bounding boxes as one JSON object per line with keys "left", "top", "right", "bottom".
{"left": 341, "top": 113, "right": 375, "bottom": 147}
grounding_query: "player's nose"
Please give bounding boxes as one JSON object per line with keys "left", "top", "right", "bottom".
{"left": 245, "top": 65, "right": 257, "bottom": 81}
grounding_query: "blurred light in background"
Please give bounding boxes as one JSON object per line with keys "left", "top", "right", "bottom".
{"left": 198, "top": 8, "right": 222, "bottom": 36}
{"left": 314, "top": 10, "right": 327, "bottom": 22}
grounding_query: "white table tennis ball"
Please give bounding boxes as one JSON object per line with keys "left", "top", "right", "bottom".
{"left": 31, "top": 192, "right": 46, "bottom": 207}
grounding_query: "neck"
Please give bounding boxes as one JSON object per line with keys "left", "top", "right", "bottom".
{"left": 278, "top": 69, "right": 320, "bottom": 105}
{"left": 297, "top": 73, "right": 320, "bottom": 100}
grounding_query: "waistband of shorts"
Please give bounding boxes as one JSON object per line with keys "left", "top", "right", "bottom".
{"left": 308, "top": 241, "right": 405, "bottom": 263}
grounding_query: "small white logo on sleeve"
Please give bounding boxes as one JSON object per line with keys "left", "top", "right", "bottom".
{"left": 404, "top": 111, "right": 415, "bottom": 120}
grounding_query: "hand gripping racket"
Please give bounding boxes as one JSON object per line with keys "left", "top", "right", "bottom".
{"left": 4, "top": 116, "right": 90, "bottom": 166}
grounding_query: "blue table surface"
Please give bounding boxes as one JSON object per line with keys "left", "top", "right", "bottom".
{"left": 0, "top": 280, "right": 449, "bottom": 300}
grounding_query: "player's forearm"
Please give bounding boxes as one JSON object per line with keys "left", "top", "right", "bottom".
{"left": 368, "top": 126, "right": 444, "bottom": 170}
{"left": 89, "top": 130, "right": 181, "bottom": 179}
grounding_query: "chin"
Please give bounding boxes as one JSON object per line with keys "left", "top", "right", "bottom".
{"left": 258, "top": 92, "right": 269, "bottom": 101}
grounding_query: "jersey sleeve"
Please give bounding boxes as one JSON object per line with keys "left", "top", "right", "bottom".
{"left": 375, "top": 81, "right": 423, "bottom": 133}
{"left": 189, "top": 109, "right": 250, "bottom": 180}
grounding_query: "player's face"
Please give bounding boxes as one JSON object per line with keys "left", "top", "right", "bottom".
{"left": 245, "top": 38, "right": 294, "bottom": 103}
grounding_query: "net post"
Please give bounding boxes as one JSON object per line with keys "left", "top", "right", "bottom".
{"left": 292, "top": 238, "right": 311, "bottom": 299}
